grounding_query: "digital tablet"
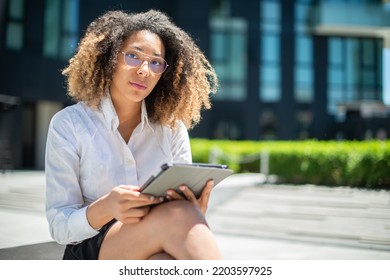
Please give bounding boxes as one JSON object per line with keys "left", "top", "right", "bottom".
{"left": 140, "top": 163, "right": 234, "bottom": 198}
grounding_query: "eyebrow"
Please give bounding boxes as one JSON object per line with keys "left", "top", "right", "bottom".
{"left": 128, "top": 46, "right": 163, "bottom": 58}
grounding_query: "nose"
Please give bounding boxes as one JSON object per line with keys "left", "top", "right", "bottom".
{"left": 137, "top": 60, "right": 150, "bottom": 77}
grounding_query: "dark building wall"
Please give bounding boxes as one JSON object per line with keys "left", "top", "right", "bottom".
{"left": 0, "top": 0, "right": 67, "bottom": 103}
{"left": 232, "top": 0, "right": 261, "bottom": 140}
{"left": 278, "top": 0, "right": 297, "bottom": 140}
{"left": 312, "top": 34, "right": 331, "bottom": 139}
{"left": 0, "top": 0, "right": 217, "bottom": 168}
{"left": 0, "top": 0, "right": 389, "bottom": 169}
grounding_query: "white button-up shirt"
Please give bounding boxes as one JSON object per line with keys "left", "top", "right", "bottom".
{"left": 45, "top": 97, "right": 192, "bottom": 245}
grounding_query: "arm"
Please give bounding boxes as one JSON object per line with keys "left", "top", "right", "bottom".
{"left": 46, "top": 109, "right": 162, "bottom": 245}
{"left": 45, "top": 110, "right": 98, "bottom": 245}
{"left": 170, "top": 121, "right": 192, "bottom": 164}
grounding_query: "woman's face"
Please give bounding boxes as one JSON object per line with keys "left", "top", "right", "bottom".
{"left": 110, "top": 30, "right": 166, "bottom": 104}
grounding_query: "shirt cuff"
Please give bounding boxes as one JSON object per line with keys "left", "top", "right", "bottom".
{"left": 69, "top": 206, "right": 100, "bottom": 242}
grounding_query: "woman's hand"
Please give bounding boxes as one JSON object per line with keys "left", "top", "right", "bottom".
{"left": 165, "top": 180, "right": 214, "bottom": 214}
{"left": 103, "top": 185, "right": 163, "bottom": 224}
{"left": 87, "top": 185, "right": 163, "bottom": 229}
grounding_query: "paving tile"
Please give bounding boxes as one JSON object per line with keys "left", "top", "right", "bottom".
{"left": 1, "top": 171, "right": 390, "bottom": 260}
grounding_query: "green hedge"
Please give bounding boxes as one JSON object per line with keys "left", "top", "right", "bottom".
{"left": 190, "top": 139, "right": 390, "bottom": 189}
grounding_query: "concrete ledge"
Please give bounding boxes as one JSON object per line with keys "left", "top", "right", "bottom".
{"left": 0, "top": 242, "right": 65, "bottom": 260}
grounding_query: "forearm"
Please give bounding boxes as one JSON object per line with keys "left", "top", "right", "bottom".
{"left": 86, "top": 194, "right": 115, "bottom": 230}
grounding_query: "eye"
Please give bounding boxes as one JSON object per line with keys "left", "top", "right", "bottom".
{"left": 126, "top": 52, "right": 139, "bottom": 59}
{"left": 151, "top": 59, "right": 162, "bottom": 66}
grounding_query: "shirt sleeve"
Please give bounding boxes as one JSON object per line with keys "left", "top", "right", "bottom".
{"left": 170, "top": 121, "right": 192, "bottom": 164}
{"left": 45, "top": 109, "right": 99, "bottom": 245}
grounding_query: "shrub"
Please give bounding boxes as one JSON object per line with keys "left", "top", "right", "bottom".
{"left": 190, "top": 139, "right": 390, "bottom": 189}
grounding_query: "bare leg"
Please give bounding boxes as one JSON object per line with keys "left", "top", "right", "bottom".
{"left": 98, "top": 200, "right": 222, "bottom": 260}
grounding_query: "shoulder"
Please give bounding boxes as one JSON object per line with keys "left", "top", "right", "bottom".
{"left": 50, "top": 103, "right": 92, "bottom": 131}
{"left": 151, "top": 120, "right": 188, "bottom": 137}
{"left": 51, "top": 102, "right": 91, "bottom": 125}
{"left": 52, "top": 102, "right": 95, "bottom": 122}
{"left": 50, "top": 104, "right": 76, "bottom": 125}
{"left": 148, "top": 120, "right": 191, "bottom": 163}
{"left": 147, "top": 120, "right": 190, "bottom": 149}
{"left": 172, "top": 121, "right": 189, "bottom": 138}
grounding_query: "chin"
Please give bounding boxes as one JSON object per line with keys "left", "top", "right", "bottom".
{"left": 126, "top": 93, "right": 148, "bottom": 103}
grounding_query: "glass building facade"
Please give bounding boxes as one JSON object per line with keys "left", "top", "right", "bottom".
{"left": 1, "top": 0, "right": 390, "bottom": 169}
{"left": 204, "top": 0, "right": 389, "bottom": 141}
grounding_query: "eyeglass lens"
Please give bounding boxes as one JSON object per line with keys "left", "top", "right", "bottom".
{"left": 122, "top": 50, "right": 168, "bottom": 74}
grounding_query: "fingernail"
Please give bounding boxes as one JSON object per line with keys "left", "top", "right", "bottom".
{"left": 179, "top": 186, "right": 186, "bottom": 191}
{"left": 160, "top": 197, "right": 165, "bottom": 202}
{"left": 150, "top": 196, "right": 155, "bottom": 201}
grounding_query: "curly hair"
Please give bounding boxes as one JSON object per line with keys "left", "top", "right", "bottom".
{"left": 62, "top": 9, "right": 218, "bottom": 129}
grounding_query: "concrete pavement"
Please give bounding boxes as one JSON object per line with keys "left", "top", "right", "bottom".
{"left": 210, "top": 183, "right": 390, "bottom": 259}
{"left": 0, "top": 170, "right": 389, "bottom": 260}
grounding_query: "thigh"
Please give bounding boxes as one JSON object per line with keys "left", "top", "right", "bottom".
{"left": 98, "top": 218, "right": 160, "bottom": 259}
{"left": 98, "top": 200, "right": 207, "bottom": 260}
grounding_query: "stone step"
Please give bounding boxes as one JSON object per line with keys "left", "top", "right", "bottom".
{"left": 0, "top": 192, "right": 45, "bottom": 212}
{"left": 207, "top": 185, "right": 390, "bottom": 252}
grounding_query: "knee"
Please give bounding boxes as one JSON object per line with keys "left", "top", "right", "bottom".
{"left": 151, "top": 200, "right": 207, "bottom": 227}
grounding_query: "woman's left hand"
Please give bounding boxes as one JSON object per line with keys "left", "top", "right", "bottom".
{"left": 165, "top": 180, "right": 214, "bottom": 214}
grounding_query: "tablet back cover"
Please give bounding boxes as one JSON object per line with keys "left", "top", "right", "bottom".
{"left": 141, "top": 164, "right": 233, "bottom": 198}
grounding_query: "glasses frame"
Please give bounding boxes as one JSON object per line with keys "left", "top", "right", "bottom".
{"left": 121, "top": 50, "right": 168, "bottom": 74}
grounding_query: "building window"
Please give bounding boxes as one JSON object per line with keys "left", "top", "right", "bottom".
{"left": 210, "top": 0, "right": 247, "bottom": 101}
{"left": 383, "top": 48, "right": 390, "bottom": 106}
{"left": 294, "top": 0, "right": 314, "bottom": 103}
{"left": 260, "top": 0, "right": 281, "bottom": 102}
{"left": 328, "top": 37, "right": 383, "bottom": 115}
{"left": 43, "top": 0, "right": 79, "bottom": 60}
{"left": 213, "top": 119, "right": 242, "bottom": 139}
{"left": 6, "top": 0, "right": 25, "bottom": 50}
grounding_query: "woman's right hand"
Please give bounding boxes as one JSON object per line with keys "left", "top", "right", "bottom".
{"left": 104, "top": 185, "right": 163, "bottom": 224}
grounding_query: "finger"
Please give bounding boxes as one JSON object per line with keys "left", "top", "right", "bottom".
{"left": 117, "top": 206, "right": 151, "bottom": 223}
{"left": 179, "top": 185, "right": 197, "bottom": 202}
{"left": 120, "top": 186, "right": 163, "bottom": 203}
{"left": 127, "top": 206, "right": 150, "bottom": 218}
{"left": 117, "top": 185, "right": 145, "bottom": 200}
{"left": 138, "top": 193, "right": 165, "bottom": 203}
{"left": 200, "top": 180, "right": 214, "bottom": 200}
{"left": 122, "top": 196, "right": 164, "bottom": 209}
{"left": 166, "top": 189, "right": 185, "bottom": 200}
{"left": 121, "top": 217, "right": 142, "bottom": 224}
{"left": 119, "top": 185, "right": 141, "bottom": 192}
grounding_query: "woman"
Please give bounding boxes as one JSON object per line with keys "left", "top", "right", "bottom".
{"left": 45, "top": 9, "right": 221, "bottom": 260}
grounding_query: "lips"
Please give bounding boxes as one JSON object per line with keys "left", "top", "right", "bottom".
{"left": 130, "top": 81, "right": 147, "bottom": 90}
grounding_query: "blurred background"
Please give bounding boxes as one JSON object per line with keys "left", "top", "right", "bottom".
{"left": 1, "top": 1, "right": 390, "bottom": 260}
{"left": 1, "top": 0, "right": 390, "bottom": 170}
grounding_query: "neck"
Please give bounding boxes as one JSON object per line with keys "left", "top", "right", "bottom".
{"left": 110, "top": 96, "right": 142, "bottom": 143}
{"left": 111, "top": 95, "right": 142, "bottom": 126}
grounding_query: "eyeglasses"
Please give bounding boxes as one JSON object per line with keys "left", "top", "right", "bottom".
{"left": 121, "top": 49, "right": 168, "bottom": 74}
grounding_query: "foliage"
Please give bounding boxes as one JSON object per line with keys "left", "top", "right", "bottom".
{"left": 190, "top": 138, "right": 390, "bottom": 189}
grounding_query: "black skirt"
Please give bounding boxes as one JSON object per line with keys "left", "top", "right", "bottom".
{"left": 62, "top": 219, "right": 117, "bottom": 260}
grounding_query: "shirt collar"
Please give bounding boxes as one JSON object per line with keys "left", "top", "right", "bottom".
{"left": 140, "top": 100, "right": 153, "bottom": 131}
{"left": 100, "top": 96, "right": 153, "bottom": 132}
